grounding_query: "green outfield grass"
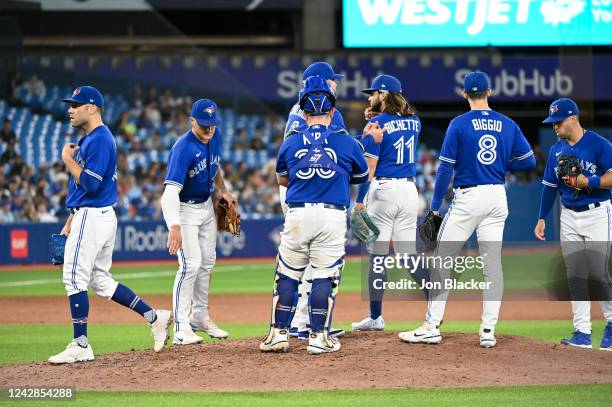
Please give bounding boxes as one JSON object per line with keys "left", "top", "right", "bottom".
{"left": 0, "top": 320, "right": 608, "bottom": 365}
{"left": 3, "top": 384, "right": 607, "bottom": 407}
{"left": 0, "top": 254, "right": 573, "bottom": 297}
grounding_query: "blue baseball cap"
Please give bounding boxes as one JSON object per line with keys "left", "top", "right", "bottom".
{"left": 362, "top": 74, "right": 402, "bottom": 94}
{"left": 302, "top": 61, "right": 344, "bottom": 81}
{"left": 61, "top": 86, "right": 104, "bottom": 109}
{"left": 542, "top": 98, "right": 579, "bottom": 124}
{"left": 191, "top": 99, "right": 221, "bottom": 126}
{"left": 463, "top": 71, "right": 491, "bottom": 93}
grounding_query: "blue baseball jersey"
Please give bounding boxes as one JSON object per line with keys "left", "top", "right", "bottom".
{"left": 361, "top": 112, "right": 421, "bottom": 178}
{"left": 164, "top": 129, "right": 221, "bottom": 203}
{"left": 276, "top": 124, "right": 368, "bottom": 207}
{"left": 542, "top": 130, "right": 612, "bottom": 206}
{"left": 283, "top": 103, "right": 346, "bottom": 139}
{"left": 439, "top": 110, "right": 533, "bottom": 187}
{"left": 66, "top": 125, "right": 118, "bottom": 208}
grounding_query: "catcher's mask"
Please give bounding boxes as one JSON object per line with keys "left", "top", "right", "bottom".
{"left": 299, "top": 75, "right": 336, "bottom": 116}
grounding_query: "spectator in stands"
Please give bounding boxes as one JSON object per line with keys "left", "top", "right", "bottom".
{"left": 36, "top": 201, "right": 58, "bottom": 223}
{"left": 232, "top": 128, "right": 250, "bottom": 151}
{"left": 0, "top": 195, "right": 14, "bottom": 223}
{"left": 145, "top": 86, "right": 158, "bottom": 105}
{"left": 5, "top": 70, "right": 22, "bottom": 107}
{"left": 0, "top": 119, "right": 16, "bottom": 144}
{"left": 144, "top": 131, "right": 164, "bottom": 150}
{"left": 8, "top": 155, "right": 26, "bottom": 178}
{"left": 0, "top": 144, "right": 18, "bottom": 166}
{"left": 24, "top": 74, "right": 46, "bottom": 100}
{"left": 250, "top": 131, "right": 265, "bottom": 151}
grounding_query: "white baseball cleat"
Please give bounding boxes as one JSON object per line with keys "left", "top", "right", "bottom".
{"left": 398, "top": 322, "right": 442, "bottom": 344}
{"left": 260, "top": 327, "right": 289, "bottom": 352}
{"left": 480, "top": 328, "right": 496, "bottom": 348}
{"left": 190, "top": 317, "right": 229, "bottom": 339}
{"left": 173, "top": 328, "right": 204, "bottom": 345}
{"left": 150, "top": 310, "right": 172, "bottom": 352}
{"left": 48, "top": 342, "right": 95, "bottom": 364}
{"left": 307, "top": 331, "right": 341, "bottom": 355}
{"left": 351, "top": 315, "right": 385, "bottom": 331}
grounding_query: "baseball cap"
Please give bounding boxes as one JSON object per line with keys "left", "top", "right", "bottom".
{"left": 299, "top": 76, "right": 335, "bottom": 116}
{"left": 542, "top": 98, "right": 580, "bottom": 124}
{"left": 191, "top": 99, "right": 221, "bottom": 126}
{"left": 61, "top": 86, "right": 104, "bottom": 109}
{"left": 362, "top": 74, "right": 402, "bottom": 94}
{"left": 302, "top": 61, "right": 344, "bottom": 81}
{"left": 463, "top": 71, "right": 491, "bottom": 93}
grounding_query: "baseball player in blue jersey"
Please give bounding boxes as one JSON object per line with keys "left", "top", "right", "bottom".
{"left": 534, "top": 98, "right": 612, "bottom": 350}
{"left": 48, "top": 86, "right": 171, "bottom": 364}
{"left": 351, "top": 74, "right": 426, "bottom": 331}
{"left": 161, "top": 99, "right": 235, "bottom": 345}
{"left": 261, "top": 76, "right": 370, "bottom": 354}
{"left": 282, "top": 61, "right": 348, "bottom": 340}
{"left": 398, "top": 72, "right": 536, "bottom": 348}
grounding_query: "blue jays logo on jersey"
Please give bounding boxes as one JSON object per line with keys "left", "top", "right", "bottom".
{"left": 189, "top": 155, "right": 219, "bottom": 178}
{"left": 204, "top": 106, "right": 216, "bottom": 117}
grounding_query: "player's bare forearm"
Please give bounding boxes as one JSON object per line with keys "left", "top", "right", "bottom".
{"left": 63, "top": 156, "right": 83, "bottom": 183}
{"left": 214, "top": 170, "right": 229, "bottom": 194}
{"left": 598, "top": 172, "right": 612, "bottom": 189}
{"left": 60, "top": 214, "right": 73, "bottom": 236}
{"left": 366, "top": 157, "right": 378, "bottom": 181}
{"left": 277, "top": 174, "right": 288, "bottom": 187}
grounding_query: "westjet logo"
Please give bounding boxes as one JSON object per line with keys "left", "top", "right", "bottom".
{"left": 356, "top": 0, "right": 590, "bottom": 35}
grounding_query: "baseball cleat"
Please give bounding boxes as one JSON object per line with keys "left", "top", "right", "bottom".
{"left": 260, "top": 327, "right": 289, "bottom": 352}
{"left": 330, "top": 328, "right": 346, "bottom": 338}
{"left": 190, "top": 318, "right": 229, "bottom": 339}
{"left": 560, "top": 331, "right": 592, "bottom": 349}
{"left": 173, "top": 328, "right": 204, "bottom": 345}
{"left": 600, "top": 322, "right": 612, "bottom": 351}
{"left": 398, "top": 322, "right": 442, "bottom": 344}
{"left": 351, "top": 315, "right": 385, "bottom": 331}
{"left": 150, "top": 309, "right": 172, "bottom": 352}
{"left": 479, "top": 328, "right": 496, "bottom": 348}
{"left": 307, "top": 331, "right": 341, "bottom": 355}
{"left": 48, "top": 342, "right": 95, "bottom": 364}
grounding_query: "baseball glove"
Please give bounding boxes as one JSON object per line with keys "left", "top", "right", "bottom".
{"left": 418, "top": 211, "right": 443, "bottom": 247}
{"left": 556, "top": 155, "right": 583, "bottom": 190}
{"left": 350, "top": 209, "right": 380, "bottom": 243}
{"left": 50, "top": 234, "right": 67, "bottom": 265}
{"left": 216, "top": 198, "right": 241, "bottom": 236}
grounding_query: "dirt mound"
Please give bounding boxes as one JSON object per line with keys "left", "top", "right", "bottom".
{"left": 2, "top": 332, "right": 611, "bottom": 392}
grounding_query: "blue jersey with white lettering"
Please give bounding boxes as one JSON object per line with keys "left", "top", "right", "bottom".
{"left": 164, "top": 129, "right": 221, "bottom": 203}
{"left": 361, "top": 112, "right": 421, "bottom": 178}
{"left": 283, "top": 103, "right": 346, "bottom": 139}
{"left": 542, "top": 131, "right": 612, "bottom": 206}
{"left": 66, "top": 125, "right": 118, "bottom": 208}
{"left": 276, "top": 124, "right": 368, "bottom": 206}
{"left": 439, "top": 110, "right": 533, "bottom": 187}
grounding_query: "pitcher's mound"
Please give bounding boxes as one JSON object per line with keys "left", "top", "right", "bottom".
{"left": 2, "top": 332, "right": 611, "bottom": 392}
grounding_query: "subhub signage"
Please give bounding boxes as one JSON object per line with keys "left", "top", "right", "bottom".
{"left": 344, "top": 0, "right": 612, "bottom": 47}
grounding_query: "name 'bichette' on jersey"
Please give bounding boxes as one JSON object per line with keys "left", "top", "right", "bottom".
{"left": 362, "top": 112, "right": 421, "bottom": 178}
{"left": 66, "top": 125, "right": 118, "bottom": 208}
{"left": 439, "top": 110, "right": 533, "bottom": 186}
{"left": 284, "top": 103, "right": 346, "bottom": 139}
{"left": 543, "top": 131, "right": 612, "bottom": 206}
{"left": 164, "top": 129, "right": 221, "bottom": 203}
{"left": 276, "top": 124, "right": 368, "bottom": 207}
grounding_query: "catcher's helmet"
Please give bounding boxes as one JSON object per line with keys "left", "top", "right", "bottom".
{"left": 298, "top": 75, "right": 336, "bottom": 116}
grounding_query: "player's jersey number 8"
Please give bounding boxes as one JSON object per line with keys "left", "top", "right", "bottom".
{"left": 477, "top": 135, "right": 497, "bottom": 165}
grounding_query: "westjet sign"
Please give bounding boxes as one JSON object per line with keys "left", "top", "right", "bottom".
{"left": 344, "top": 0, "right": 612, "bottom": 47}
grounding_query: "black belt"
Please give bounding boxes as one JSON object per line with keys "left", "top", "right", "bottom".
{"left": 564, "top": 200, "right": 609, "bottom": 213}
{"left": 287, "top": 203, "right": 347, "bottom": 211}
{"left": 70, "top": 207, "right": 80, "bottom": 214}
{"left": 180, "top": 198, "right": 209, "bottom": 204}
{"left": 375, "top": 177, "right": 415, "bottom": 182}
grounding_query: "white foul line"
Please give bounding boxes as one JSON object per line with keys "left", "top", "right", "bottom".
{"left": 0, "top": 264, "right": 262, "bottom": 288}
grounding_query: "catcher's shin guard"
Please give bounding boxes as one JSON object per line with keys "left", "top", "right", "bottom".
{"left": 266, "top": 256, "right": 298, "bottom": 329}
{"left": 309, "top": 261, "right": 343, "bottom": 333}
